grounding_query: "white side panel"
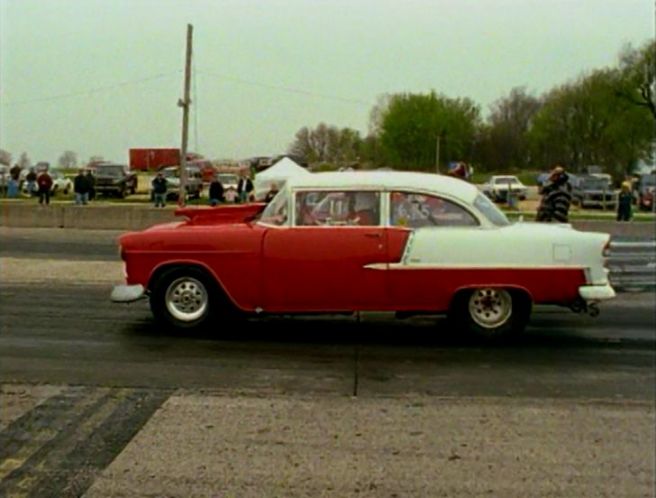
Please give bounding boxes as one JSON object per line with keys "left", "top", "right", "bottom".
{"left": 403, "top": 223, "right": 610, "bottom": 284}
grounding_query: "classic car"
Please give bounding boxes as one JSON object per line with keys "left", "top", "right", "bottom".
{"left": 481, "top": 175, "right": 528, "bottom": 202}
{"left": 111, "top": 171, "right": 615, "bottom": 337}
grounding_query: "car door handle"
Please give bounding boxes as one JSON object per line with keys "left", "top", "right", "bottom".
{"left": 364, "top": 232, "right": 382, "bottom": 238}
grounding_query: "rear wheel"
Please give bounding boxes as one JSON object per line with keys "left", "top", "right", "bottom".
{"left": 150, "top": 267, "right": 215, "bottom": 330}
{"left": 449, "top": 287, "right": 531, "bottom": 339}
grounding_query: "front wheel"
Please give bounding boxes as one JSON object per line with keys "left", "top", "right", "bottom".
{"left": 449, "top": 287, "right": 531, "bottom": 339}
{"left": 150, "top": 267, "right": 215, "bottom": 330}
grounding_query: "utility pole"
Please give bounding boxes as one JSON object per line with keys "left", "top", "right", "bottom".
{"left": 177, "top": 23, "right": 193, "bottom": 207}
{"left": 435, "top": 134, "right": 441, "bottom": 174}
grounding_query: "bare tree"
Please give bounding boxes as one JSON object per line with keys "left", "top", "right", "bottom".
{"left": 58, "top": 150, "right": 78, "bottom": 169}
{"left": 18, "top": 152, "right": 31, "bottom": 170}
{"left": 288, "top": 123, "right": 362, "bottom": 165}
{"left": 0, "top": 149, "right": 11, "bottom": 166}
{"left": 87, "top": 155, "right": 105, "bottom": 167}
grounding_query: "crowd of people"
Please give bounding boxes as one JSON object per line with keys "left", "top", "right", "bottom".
{"left": 1, "top": 161, "right": 641, "bottom": 223}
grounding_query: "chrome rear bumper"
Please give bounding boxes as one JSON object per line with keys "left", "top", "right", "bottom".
{"left": 578, "top": 284, "right": 616, "bottom": 301}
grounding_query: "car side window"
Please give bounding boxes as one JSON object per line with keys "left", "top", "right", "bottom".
{"left": 259, "top": 189, "right": 288, "bottom": 226}
{"left": 390, "top": 192, "right": 478, "bottom": 228}
{"left": 295, "top": 191, "right": 380, "bottom": 226}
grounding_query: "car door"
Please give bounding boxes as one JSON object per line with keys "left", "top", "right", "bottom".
{"left": 386, "top": 191, "right": 481, "bottom": 310}
{"left": 261, "top": 190, "right": 388, "bottom": 312}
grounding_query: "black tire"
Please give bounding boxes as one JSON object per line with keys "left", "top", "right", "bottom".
{"left": 448, "top": 288, "right": 531, "bottom": 339}
{"left": 150, "top": 267, "right": 217, "bottom": 330}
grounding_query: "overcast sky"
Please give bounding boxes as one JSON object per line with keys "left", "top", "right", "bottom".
{"left": 0, "top": 0, "right": 653, "bottom": 165}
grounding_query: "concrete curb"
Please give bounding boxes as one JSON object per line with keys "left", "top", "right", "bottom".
{"left": 1, "top": 203, "right": 655, "bottom": 237}
{"left": 1, "top": 203, "right": 175, "bottom": 230}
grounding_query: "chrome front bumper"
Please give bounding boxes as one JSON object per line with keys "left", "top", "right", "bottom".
{"left": 111, "top": 284, "right": 146, "bottom": 303}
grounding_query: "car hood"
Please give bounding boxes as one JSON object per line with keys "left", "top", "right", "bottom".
{"left": 175, "top": 204, "right": 267, "bottom": 225}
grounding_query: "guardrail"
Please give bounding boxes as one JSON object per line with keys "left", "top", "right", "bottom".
{"left": 608, "top": 240, "right": 656, "bottom": 290}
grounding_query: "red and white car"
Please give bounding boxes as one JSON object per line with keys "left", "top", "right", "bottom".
{"left": 111, "top": 171, "right": 615, "bottom": 337}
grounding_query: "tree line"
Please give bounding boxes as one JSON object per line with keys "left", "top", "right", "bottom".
{"left": 288, "top": 40, "right": 654, "bottom": 180}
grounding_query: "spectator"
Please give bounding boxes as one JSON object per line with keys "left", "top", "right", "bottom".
{"left": 86, "top": 169, "right": 96, "bottom": 201}
{"left": 36, "top": 168, "right": 53, "bottom": 205}
{"left": 208, "top": 175, "right": 225, "bottom": 206}
{"left": 237, "top": 171, "right": 254, "bottom": 203}
{"left": 264, "top": 183, "right": 279, "bottom": 203}
{"left": 74, "top": 169, "right": 90, "bottom": 205}
{"left": 151, "top": 172, "right": 168, "bottom": 208}
{"left": 10, "top": 163, "right": 21, "bottom": 181}
{"left": 25, "top": 168, "right": 37, "bottom": 196}
{"left": 616, "top": 181, "right": 633, "bottom": 222}
{"left": 7, "top": 177, "right": 19, "bottom": 198}
{"left": 536, "top": 165, "right": 571, "bottom": 223}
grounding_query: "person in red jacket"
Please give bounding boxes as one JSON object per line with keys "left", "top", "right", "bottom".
{"left": 37, "top": 168, "right": 53, "bottom": 205}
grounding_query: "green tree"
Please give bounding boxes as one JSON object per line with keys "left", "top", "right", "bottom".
{"left": 615, "top": 40, "right": 656, "bottom": 121}
{"left": 375, "top": 91, "right": 481, "bottom": 171}
{"left": 528, "top": 68, "right": 652, "bottom": 178}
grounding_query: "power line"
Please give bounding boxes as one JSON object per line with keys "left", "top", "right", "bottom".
{"left": 1, "top": 71, "right": 181, "bottom": 107}
{"left": 197, "top": 70, "right": 372, "bottom": 108}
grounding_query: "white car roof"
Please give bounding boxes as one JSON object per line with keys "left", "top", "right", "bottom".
{"left": 285, "top": 171, "right": 479, "bottom": 203}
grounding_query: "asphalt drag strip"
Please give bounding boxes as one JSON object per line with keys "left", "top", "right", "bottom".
{"left": 0, "top": 386, "right": 170, "bottom": 498}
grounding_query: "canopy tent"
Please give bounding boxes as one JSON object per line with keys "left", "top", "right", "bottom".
{"left": 254, "top": 157, "right": 310, "bottom": 200}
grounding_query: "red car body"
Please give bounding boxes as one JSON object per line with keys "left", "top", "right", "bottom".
{"left": 112, "top": 172, "right": 614, "bottom": 337}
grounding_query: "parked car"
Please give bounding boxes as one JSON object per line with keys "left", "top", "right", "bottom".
{"left": 152, "top": 165, "right": 204, "bottom": 200}
{"left": 570, "top": 174, "right": 616, "bottom": 210}
{"left": 481, "top": 175, "right": 528, "bottom": 202}
{"left": 20, "top": 169, "right": 73, "bottom": 196}
{"left": 94, "top": 163, "right": 137, "bottom": 198}
{"left": 634, "top": 173, "right": 655, "bottom": 211}
{"left": 112, "top": 171, "right": 615, "bottom": 338}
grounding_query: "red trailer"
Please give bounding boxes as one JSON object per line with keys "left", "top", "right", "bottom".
{"left": 129, "top": 148, "right": 180, "bottom": 171}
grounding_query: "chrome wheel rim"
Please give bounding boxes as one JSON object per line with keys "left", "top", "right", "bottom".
{"left": 165, "top": 277, "right": 208, "bottom": 322}
{"left": 468, "top": 288, "right": 512, "bottom": 329}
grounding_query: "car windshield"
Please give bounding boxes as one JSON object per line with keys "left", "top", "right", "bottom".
{"left": 641, "top": 175, "right": 656, "bottom": 187}
{"left": 161, "top": 169, "right": 179, "bottom": 178}
{"left": 218, "top": 174, "right": 238, "bottom": 184}
{"left": 473, "top": 194, "right": 510, "bottom": 226}
{"left": 98, "top": 166, "right": 124, "bottom": 177}
{"left": 579, "top": 177, "right": 610, "bottom": 189}
{"left": 259, "top": 188, "right": 288, "bottom": 226}
{"left": 494, "top": 176, "right": 519, "bottom": 184}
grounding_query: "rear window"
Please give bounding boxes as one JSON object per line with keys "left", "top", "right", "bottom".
{"left": 473, "top": 194, "right": 510, "bottom": 226}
